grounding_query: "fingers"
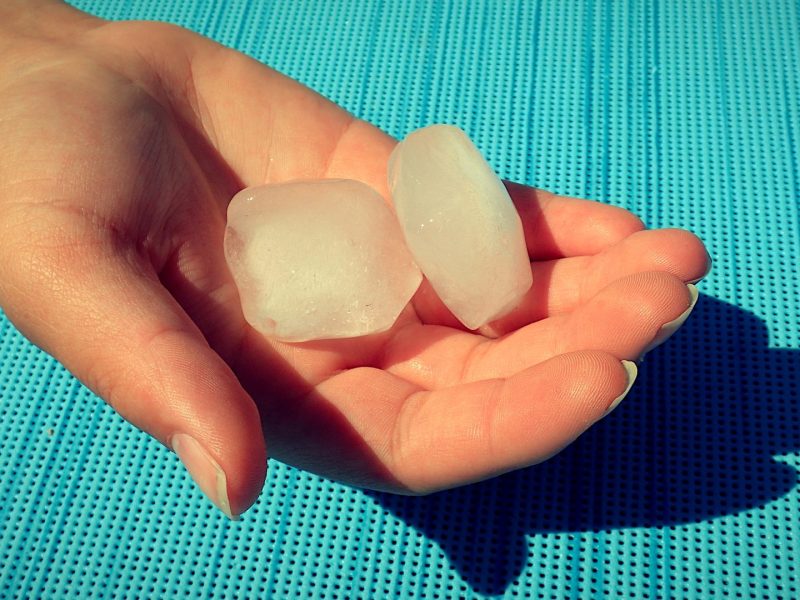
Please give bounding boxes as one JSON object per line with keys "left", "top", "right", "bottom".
{"left": 483, "top": 228, "right": 710, "bottom": 335}
{"left": 408, "top": 188, "right": 661, "bottom": 328}
{"left": 0, "top": 225, "right": 265, "bottom": 518}
{"left": 389, "top": 351, "right": 636, "bottom": 493}
{"left": 505, "top": 182, "right": 645, "bottom": 259}
{"left": 384, "top": 272, "right": 695, "bottom": 389}
{"left": 413, "top": 227, "right": 709, "bottom": 330}
{"left": 265, "top": 352, "right": 634, "bottom": 494}
{"left": 469, "top": 273, "right": 696, "bottom": 380}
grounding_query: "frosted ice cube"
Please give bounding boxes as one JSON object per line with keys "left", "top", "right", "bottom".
{"left": 225, "top": 179, "right": 422, "bottom": 342}
{"left": 388, "top": 125, "right": 532, "bottom": 329}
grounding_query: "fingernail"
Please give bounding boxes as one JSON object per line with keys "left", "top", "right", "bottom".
{"left": 603, "top": 360, "right": 638, "bottom": 417}
{"left": 170, "top": 433, "right": 237, "bottom": 520}
{"left": 642, "top": 284, "right": 699, "bottom": 354}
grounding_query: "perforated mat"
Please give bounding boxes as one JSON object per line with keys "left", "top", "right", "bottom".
{"left": 2, "top": 1, "right": 799, "bottom": 598}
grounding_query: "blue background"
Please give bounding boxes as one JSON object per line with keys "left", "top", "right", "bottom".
{"left": 2, "top": 1, "right": 799, "bottom": 598}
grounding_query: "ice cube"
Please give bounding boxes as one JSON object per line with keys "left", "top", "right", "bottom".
{"left": 225, "top": 179, "right": 422, "bottom": 342}
{"left": 388, "top": 125, "right": 532, "bottom": 329}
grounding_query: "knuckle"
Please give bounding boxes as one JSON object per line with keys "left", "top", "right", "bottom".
{"left": 597, "top": 207, "right": 646, "bottom": 243}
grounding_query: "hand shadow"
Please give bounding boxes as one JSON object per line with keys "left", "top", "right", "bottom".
{"left": 365, "top": 294, "right": 800, "bottom": 595}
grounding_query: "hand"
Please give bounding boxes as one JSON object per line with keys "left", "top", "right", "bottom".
{"left": 0, "top": 2, "right": 710, "bottom": 517}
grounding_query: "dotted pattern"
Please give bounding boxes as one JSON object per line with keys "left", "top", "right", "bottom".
{"left": 2, "top": 0, "right": 799, "bottom": 598}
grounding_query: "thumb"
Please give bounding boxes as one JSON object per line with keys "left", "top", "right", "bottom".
{"left": 0, "top": 227, "right": 266, "bottom": 518}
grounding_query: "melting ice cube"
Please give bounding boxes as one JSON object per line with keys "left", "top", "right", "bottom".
{"left": 225, "top": 179, "right": 422, "bottom": 342}
{"left": 388, "top": 125, "right": 532, "bottom": 329}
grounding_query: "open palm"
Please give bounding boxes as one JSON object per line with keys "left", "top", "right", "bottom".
{"left": 0, "top": 13, "right": 709, "bottom": 517}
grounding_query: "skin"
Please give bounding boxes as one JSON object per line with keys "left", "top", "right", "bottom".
{"left": 0, "top": 1, "right": 710, "bottom": 516}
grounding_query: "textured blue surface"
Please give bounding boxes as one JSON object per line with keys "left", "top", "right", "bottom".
{"left": 2, "top": 0, "right": 800, "bottom": 598}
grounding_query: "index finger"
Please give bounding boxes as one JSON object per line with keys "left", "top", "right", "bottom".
{"left": 507, "top": 182, "right": 645, "bottom": 260}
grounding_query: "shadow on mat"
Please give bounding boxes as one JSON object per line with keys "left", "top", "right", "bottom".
{"left": 368, "top": 294, "right": 799, "bottom": 595}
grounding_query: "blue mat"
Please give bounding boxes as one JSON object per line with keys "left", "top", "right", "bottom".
{"left": 2, "top": 1, "right": 799, "bottom": 598}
